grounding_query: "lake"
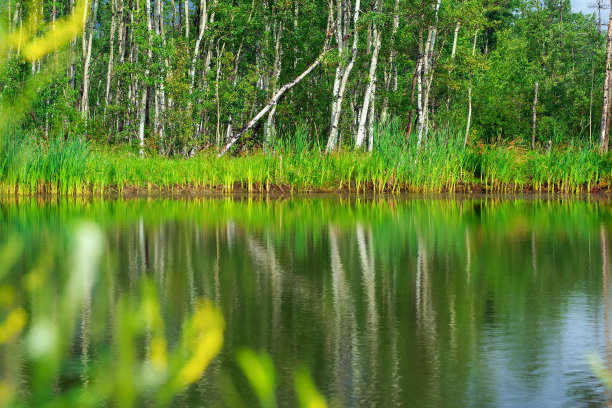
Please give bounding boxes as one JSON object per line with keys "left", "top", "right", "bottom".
{"left": 2, "top": 195, "right": 612, "bottom": 407}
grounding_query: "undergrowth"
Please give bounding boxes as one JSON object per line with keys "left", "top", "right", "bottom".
{"left": 1, "top": 123, "right": 611, "bottom": 195}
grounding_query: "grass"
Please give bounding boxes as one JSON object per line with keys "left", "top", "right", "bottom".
{"left": 1, "top": 123, "right": 612, "bottom": 196}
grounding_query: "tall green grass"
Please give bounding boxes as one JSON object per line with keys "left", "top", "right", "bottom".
{"left": 1, "top": 124, "right": 611, "bottom": 195}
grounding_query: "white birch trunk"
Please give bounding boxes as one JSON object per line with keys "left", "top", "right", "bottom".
{"left": 601, "top": 2, "right": 612, "bottom": 152}
{"left": 265, "top": 21, "right": 284, "bottom": 147}
{"left": 531, "top": 81, "right": 539, "bottom": 149}
{"left": 184, "top": 0, "right": 189, "bottom": 39}
{"left": 138, "top": 0, "right": 154, "bottom": 156}
{"left": 416, "top": 30, "right": 424, "bottom": 146}
{"left": 381, "top": 0, "right": 399, "bottom": 124}
{"left": 356, "top": 25, "right": 381, "bottom": 148}
{"left": 104, "top": 0, "right": 116, "bottom": 116}
{"left": 327, "top": 0, "right": 362, "bottom": 152}
{"left": 451, "top": 22, "right": 460, "bottom": 59}
{"left": 465, "top": 29, "right": 478, "bottom": 147}
{"left": 416, "top": 0, "right": 441, "bottom": 146}
{"left": 81, "top": 0, "right": 99, "bottom": 120}
{"left": 218, "top": 42, "right": 334, "bottom": 157}
{"left": 189, "top": 0, "right": 208, "bottom": 94}
{"left": 368, "top": 81, "right": 376, "bottom": 151}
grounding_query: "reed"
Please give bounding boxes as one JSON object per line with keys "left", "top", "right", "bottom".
{"left": 1, "top": 125, "right": 611, "bottom": 196}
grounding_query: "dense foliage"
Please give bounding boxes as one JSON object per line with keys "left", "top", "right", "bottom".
{"left": 0, "top": 0, "right": 606, "bottom": 156}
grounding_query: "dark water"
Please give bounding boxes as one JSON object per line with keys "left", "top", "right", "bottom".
{"left": 3, "top": 196, "right": 612, "bottom": 407}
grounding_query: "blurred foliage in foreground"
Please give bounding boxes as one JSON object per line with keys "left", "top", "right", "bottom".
{"left": 0, "top": 223, "right": 226, "bottom": 407}
{"left": 0, "top": 220, "right": 327, "bottom": 407}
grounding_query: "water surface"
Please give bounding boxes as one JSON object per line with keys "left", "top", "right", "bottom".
{"left": 2, "top": 196, "right": 612, "bottom": 407}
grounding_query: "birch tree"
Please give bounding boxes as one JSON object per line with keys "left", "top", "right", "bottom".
{"left": 356, "top": 1, "right": 382, "bottom": 149}
{"left": 138, "top": 0, "right": 154, "bottom": 156}
{"left": 189, "top": 0, "right": 208, "bottom": 94}
{"left": 381, "top": 0, "right": 399, "bottom": 124}
{"left": 601, "top": 0, "right": 612, "bottom": 152}
{"left": 80, "top": 0, "right": 99, "bottom": 120}
{"left": 465, "top": 28, "right": 478, "bottom": 146}
{"left": 264, "top": 19, "right": 284, "bottom": 147}
{"left": 416, "top": 0, "right": 442, "bottom": 146}
{"left": 326, "top": 0, "right": 362, "bottom": 152}
{"left": 104, "top": 0, "right": 116, "bottom": 116}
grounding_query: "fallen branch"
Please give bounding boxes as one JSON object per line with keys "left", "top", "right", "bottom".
{"left": 217, "top": 43, "right": 334, "bottom": 157}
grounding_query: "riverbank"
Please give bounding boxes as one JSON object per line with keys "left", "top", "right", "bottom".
{"left": 1, "top": 134, "right": 611, "bottom": 196}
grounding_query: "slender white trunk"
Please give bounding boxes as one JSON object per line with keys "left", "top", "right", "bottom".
{"left": 416, "top": 31, "right": 424, "bottom": 146}
{"left": 451, "top": 22, "right": 460, "bottom": 59}
{"left": 368, "top": 81, "right": 376, "bottom": 152}
{"left": 138, "top": 0, "right": 154, "bottom": 156}
{"left": 328, "top": 65, "right": 345, "bottom": 150}
{"left": 184, "top": 0, "right": 189, "bottom": 39}
{"left": 138, "top": 90, "right": 147, "bottom": 156}
{"left": 215, "top": 42, "right": 222, "bottom": 147}
{"left": 104, "top": 0, "right": 116, "bottom": 115}
{"left": 218, "top": 41, "right": 334, "bottom": 157}
{"left": 531, "top": 81, "right": 539, "bottom": 149}
{"left": 265, "top": 21, "right": 284, "bottom": 147}
{"left": 327, "top": 0, "right": 362, "bottom": 152}
{"left": 81, "top": 0, "right": 99, "bottom": 120}
{"left": 356, "top": 24, "right": 381, "bottom": 148}
{"left": 154, "top": 0, "right": 167, "bottom": 153}
{"left": 328, "top": 0, "right": 344, "bottom": 150}
{"left": 381, "top": 0, "right": 399, "bottom": 123}
{"left": 601, "top": 2, "right": 612, "bottom": 152}
{"left": 417, "top": 0, "right": 441, "bottom": 146}
{"left": 465, "top": 29, "right": 478, "bottom": 147}
{"left": 189, "top": 0, "right": 208, "bottom": 93}
{"left": 590, "top": 53, "right": 595, "bottom": 147}
{"left": 16, "top": 3, "right": 22, "bottom": 55}
{"left": 446, "top": 16, "right": 461, "bottom": 113}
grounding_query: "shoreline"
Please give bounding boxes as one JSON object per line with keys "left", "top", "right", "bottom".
{"left": 1, "top": 180, "right": 611, "bottom": 198}
{"left": 2, "top": 142, "right": 612, "bottom": 198}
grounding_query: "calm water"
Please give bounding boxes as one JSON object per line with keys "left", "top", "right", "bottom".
{"left": 3, "top": 196, "right": 612, "bottom": 407}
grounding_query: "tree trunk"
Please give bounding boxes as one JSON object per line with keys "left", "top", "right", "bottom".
{"left": 590, "top": 50, "right": 595, "bottom": 147}
{"left": 381, "top": 0, "right": 399, "bottom": 124}
{"left": 138, "top": 0, "right": 154, "bottom": 156}
{"left": 185, "top": 0, "right": 189, "bottom": 39}
{"left": 465, "top": 29, "right": 478, "bottom": 147}
{"left": 356, "top": 21, "right": 381, "bottom": 149}
{"left": 451, "top": 21, "right": 460, "bottom": 59}
{"left": 531, "top": 81, "right": 539, "bottom": 150}
{"left": 416, "top": 27, "right": 424, "bottom": 144}
{"left": 265, "top": 21, "right": 284, "bottom": 148}
{"left": 189, "top": 0, "right": 207, "bottom": 94}
{"left": 215, "top": 41, "right": 222, "bottom": 147}
{"left": 406, "top": 61, "right": 420, "bottom": 137}
{"left": 104, "top": 0, "right": 116, "bottom": 117}
{"left": 154, "top": 0, "right": 167, "bottom": 153}
{"left": 368, "top": 81, "right": 376, "bottom": 152}
{"left": 218, "top": 43, "right": 334, "bottom": 157}
{"left": 16, "top": 2, "right": 22, "bottom": 55}
{"left": 81, "top": 0, "right": 100, "bottom": 120}
{"left": 326, "top": 0, "right": 362, "bottom": 152}
{"left": 446, "top": 5, "right": 463, "bottom": 113}
{"left": 601, "top": 4, "right": 612, "bottom": 152}
{"left": 114, "top": 0, "right": 126, "bottom": 133}
{"left": 417, "top": 0, "right": 442, "bottom": 146}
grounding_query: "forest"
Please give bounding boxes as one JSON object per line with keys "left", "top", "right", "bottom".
{"left": 0, "top": 0, "right": 611, "bottom": 193}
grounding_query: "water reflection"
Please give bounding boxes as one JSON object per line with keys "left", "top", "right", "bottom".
{"left": 2, "top": 196, "right": 612, "bottom": 407}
